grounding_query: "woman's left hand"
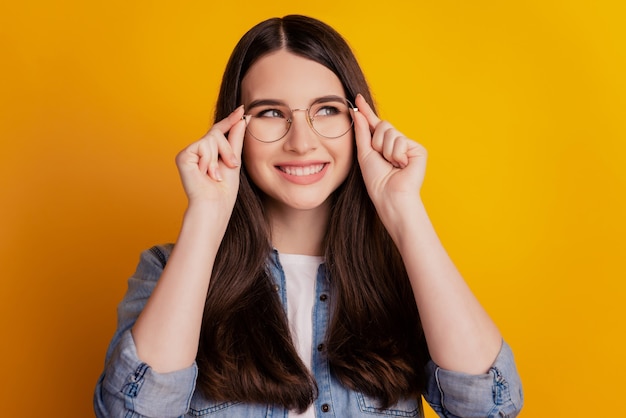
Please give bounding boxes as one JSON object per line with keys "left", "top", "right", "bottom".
{"left": 353, "top": 95, "right": 428, "bottom": 228}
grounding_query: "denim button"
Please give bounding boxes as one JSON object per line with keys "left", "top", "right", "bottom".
{"left": 319, "top": 294, "right": 328, "bottom": 301}
{"left": 273, "top": 284, "right": 279, "bottom": 292}
{"left": 317, "top": 343, "right": 325, "bottom": 352}
{"left": 321, "top": 403, "right": 330, "bottom": 412}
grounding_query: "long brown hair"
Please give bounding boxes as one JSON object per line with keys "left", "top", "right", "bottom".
{"left": 197, "top": 15, "right": 429, "bottom": 412}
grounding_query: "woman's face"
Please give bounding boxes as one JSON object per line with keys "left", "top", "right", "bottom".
{"left": 240, "top": 50, "right": 354, "bottom": 213}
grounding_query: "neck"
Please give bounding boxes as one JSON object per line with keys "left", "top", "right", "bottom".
{"left": 265, "top": 201, "right": 330, "bottom": 256}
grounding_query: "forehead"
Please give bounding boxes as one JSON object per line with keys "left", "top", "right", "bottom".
{"left": 240, "top": 50, "right": 345, "bottom": 106}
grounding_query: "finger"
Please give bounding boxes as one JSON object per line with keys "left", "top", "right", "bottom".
{"left": 175, "top": 138, "right": 219, "bottom": 182}
{"left": 215, "top": 116, "right": 246, "bottom": 170}
{"left": 210, "top": 105, "right": 245, "bottom": 136}
{"left": 199, "top": 106, "right": 246, "bottom": 180}
{"left": 198, "top": 138, "right": 221, "bottom": 181}
{"left": 382, "top": 128, "right": 395, "bottom": 161}
{"left": 381, "top": 128, "right": 408, "bottom": 168}
{"left": 355, "top": 94, "right": 382, "bottom": 132}
{"left": 391, "top": 136, "right": 409, "bottom": 168}
{"left": 371, "top": 120, "right": 394, "bottom": 154}
{"left": 175, "top": 142, "right": 200, "bottom": 172}
{"left": 407, "top": 140, "right": 428, "bottom": 162}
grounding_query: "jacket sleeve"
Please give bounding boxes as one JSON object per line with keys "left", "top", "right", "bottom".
{"left": 94, "top": 245, "right": 198, "bottom": 418}
{"left": 423, "top": 340, "right": 524, "bottom": 418}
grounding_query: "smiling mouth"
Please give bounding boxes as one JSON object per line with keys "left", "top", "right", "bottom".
{"left": 277, "top": 164, "right": 326, "bottom": 176}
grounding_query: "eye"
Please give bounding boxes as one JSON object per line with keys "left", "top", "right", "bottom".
{"left": 313, "top": 105, "right": 341, "bottom": 116}
{"left": 256, "top": 108, "right": 286, "bottom": 118}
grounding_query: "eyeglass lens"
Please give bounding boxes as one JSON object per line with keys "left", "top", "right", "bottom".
{"left": 245, "top": 98, "right": 354, "bottom": 143}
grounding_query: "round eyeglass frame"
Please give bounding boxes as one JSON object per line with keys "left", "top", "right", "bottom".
{"left": 241, "top": 97, "right": 358, "bottom": 143}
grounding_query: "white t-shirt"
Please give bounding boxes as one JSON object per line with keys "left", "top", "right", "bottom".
{"left": 279, "top": 253, "right": 323, "bottom": 418}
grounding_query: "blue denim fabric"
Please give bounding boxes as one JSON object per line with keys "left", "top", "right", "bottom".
{"left": 94, "top": 245, "right": 523, "bottom": 418}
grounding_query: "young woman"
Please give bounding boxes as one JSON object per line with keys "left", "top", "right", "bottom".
{"left": 95, "top": 15, "right": 523, "bottom": 418}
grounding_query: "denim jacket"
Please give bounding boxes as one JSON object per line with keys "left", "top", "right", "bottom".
{"left": 94, "top": 245, "right": 523, "bottom": 418}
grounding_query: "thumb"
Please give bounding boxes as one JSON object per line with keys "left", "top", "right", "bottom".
{"left": 355, "top": 94, "right": 381, "bottom": 131}
{"left": 227, "top": 116, "right": 246, "bottom": 160}
{"left": 353, "top": 107, "right": 373, "bottom": 159}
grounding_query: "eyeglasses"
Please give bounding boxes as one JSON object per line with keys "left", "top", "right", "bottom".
{"left": 242, "top": 97, "right": 358, "bottom": 143}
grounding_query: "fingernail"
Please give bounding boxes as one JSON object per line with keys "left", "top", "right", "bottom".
{"left": 231, "top": 156, "right": 240, "bottom": 167}
{"left": 211, "top": 166, "right": 223, "bottom": 181}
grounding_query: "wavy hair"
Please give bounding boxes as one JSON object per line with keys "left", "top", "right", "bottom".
{"left": 196, "top": 15, "right": 429, "bottom": 412}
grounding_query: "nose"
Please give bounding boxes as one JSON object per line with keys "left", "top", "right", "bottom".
{"left": 283, "top": 109, "right": 319, "bottom": 154}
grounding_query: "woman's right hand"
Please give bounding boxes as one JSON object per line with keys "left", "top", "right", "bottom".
{"left": 175, "top": 106, "right": 246, "bottom": 210}
{"left": 132, "top": 106, "right": 247, "bottom": 373}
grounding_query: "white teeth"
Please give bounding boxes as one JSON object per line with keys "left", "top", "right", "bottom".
{"left": 280, "top": 164, "right": 325, "bottom": 176}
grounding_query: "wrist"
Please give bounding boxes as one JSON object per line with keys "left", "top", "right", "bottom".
{"left": 380, "top": 198, "right": 430, "bottom": 251}
{"left": 178, "top": 202, "right": 231, "bottom": 246}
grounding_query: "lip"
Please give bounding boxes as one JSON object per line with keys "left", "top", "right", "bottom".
{"left": 274, "top": 161, "right": 329, "bottom": 185}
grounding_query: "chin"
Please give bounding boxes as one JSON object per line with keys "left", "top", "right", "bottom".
{"left": 286, "top": 200, "right": 329, "bottom": 211}
{"left": 267, "top": 193, "right": 333, "bottom": 213}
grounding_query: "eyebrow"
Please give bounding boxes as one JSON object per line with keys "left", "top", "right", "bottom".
{"left": 246, "top": 95, "right": 347, "bottom": 110}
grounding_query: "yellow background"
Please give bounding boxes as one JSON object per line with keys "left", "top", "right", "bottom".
{"left": 1, "top": 1, "right": 624, "bottom": 416}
